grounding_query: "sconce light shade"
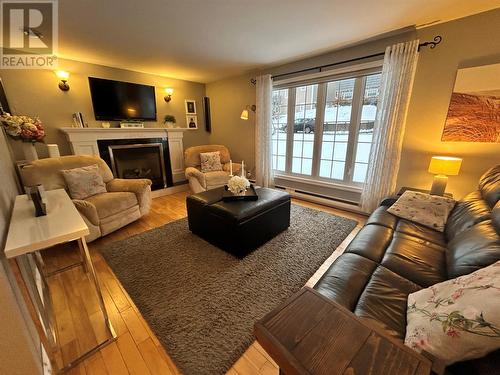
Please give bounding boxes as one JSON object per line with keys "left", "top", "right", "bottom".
{"left": 240, "top": 105, "right": 256, "bottom": 120}
{"left": 55, "top": 70, "right": 70, "bottom": 91}
{"left": 164, "top": 88, "right": 174, "bottom": 102}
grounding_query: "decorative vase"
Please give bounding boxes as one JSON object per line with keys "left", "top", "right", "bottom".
{"left": 165, "top": 122, "right": 175, "bottom": 128}
{"left": 22, "top": 142, "right": 38, "bottom": 161}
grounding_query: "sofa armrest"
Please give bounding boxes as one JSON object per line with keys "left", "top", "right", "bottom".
{"left": 72, "top": 199, "right": 99, "bottom": 226}
{"left": 379, "top": 195, "right": 399, "bottom": 207}
{"left": 185, "top": 167, "right": 206, "bottom": 188}
{"left": 222, "top": 162, "right": 242, "bottom": 175}
{"left": 106, "top": 178, "right": 152, "bottom": 215}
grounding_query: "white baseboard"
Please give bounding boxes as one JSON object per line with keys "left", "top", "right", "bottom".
{"left": 151, "top": 183, "right": 189, "bottom": 198}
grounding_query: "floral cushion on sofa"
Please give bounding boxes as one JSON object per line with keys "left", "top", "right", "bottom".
{"left": 61, "top": 164, "right": 107, "bottom": 200}
{"left": 200, "top": 151, "right": 223, "bottom": 173}
{"left": 387, "top": 191, "right": 456, "bottom": 232}
{"left": 404, "top": 261, "right": 500, "bottom": 365}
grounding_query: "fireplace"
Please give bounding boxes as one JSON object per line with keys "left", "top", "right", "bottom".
{"left": 97, "top": 138, "right": 173, "bottom": 190}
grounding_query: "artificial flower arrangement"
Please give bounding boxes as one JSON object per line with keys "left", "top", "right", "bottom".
{"left": 0, "top": 112, "right": 45, "bottom": 142}
{"left": 227, "top": 175, "right": 250, "bottom": 195}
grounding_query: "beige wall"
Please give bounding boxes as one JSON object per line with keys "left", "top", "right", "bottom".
{"left": 0, "top": 58, "right": 209, "bottom": 159}
{"left": 0, "top": 130, "right": 42, "bottom": 375}
{"left": 206, "top": 8, "right": 500, "bottom": 199}
{"left": 398, "top": 9, "right": 500, "bottom": 198}
{"left": 206, "top": 72, "right": 256, "bottom": 169}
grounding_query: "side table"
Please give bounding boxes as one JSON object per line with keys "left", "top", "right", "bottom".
{"left": 255, "top": 287, "right": 444, "bottom": 375}
{"left": 4, "top": 189, "right": 116, "bottom": 373}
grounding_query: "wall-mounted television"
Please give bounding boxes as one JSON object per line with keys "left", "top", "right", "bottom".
{"left": 88, "top": 77, "right": 157, "bottom": 121}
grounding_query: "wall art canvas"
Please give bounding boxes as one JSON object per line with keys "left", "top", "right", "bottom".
{"left": 442, "top": 63, "right": 500, "bottom": 142}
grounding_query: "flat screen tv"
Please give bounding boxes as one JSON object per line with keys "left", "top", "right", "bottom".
{"left": 88, "top": 77, "right": 157, "bottom": 121}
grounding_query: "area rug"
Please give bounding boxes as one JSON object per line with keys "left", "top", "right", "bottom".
{"left": 100, "top": 204, "right": 357, "bottom": 375}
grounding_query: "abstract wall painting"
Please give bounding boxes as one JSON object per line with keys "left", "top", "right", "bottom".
{"left": 442, "top": 63, "right": 500, "bottom": 143}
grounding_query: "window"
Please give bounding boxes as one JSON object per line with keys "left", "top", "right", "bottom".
{"left": 272, "top": 71, "right": 381, "bottom": 186}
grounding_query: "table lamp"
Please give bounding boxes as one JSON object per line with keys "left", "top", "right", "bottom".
{"left": 428, "top": 156, "right": 462, "bottom": 196}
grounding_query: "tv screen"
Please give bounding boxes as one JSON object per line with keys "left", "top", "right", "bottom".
{"left": 88, "top": 77, "right": 157, "bottom": 121}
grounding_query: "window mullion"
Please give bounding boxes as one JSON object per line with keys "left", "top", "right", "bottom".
{"left": 311, "top": 83, "right": 326, "bottom": 178}
{"left": 285, "top": 88, "right": 296, "bottom": 173}
{"left": 343, "top": 77, "right": 364, "bottom": 182}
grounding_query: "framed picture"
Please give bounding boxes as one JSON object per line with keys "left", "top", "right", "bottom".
{"left": 186, "top": 115, "right": 198, "bottom": 130}
{"left": 442, "top": 63, "right": 500, "bottom": 143}
{"left": 185, "top": 99, "right": 196, "bottom": 114}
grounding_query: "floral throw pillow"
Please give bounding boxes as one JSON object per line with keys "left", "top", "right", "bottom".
{"left": 61, "top": 164, "right": 107, "bottom": 200}
{"left": 387, "top": 191, "right": 456, "bottom": 232}
{"left": 405, "top": 261, "right": 500, "bottom": 365}
{"left": 200, "top": 151, "right": 222, "bottom": 173}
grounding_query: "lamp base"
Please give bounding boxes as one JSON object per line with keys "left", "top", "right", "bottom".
{"left": 430, "top": 174, "right": 448, "bottom": 196}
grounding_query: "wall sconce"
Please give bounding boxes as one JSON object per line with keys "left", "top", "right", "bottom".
{"left": 55, "top": 70, "right": 70, "bottom": 91}
{"left": 164, "top": 88, "right": 174, "bottom": 102}
{"left": 240, "top": 105, "right": 256, "bottom": 120}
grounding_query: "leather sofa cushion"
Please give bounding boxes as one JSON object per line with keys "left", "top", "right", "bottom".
{"left": 86, "top": 192, "right": 138, "bottom": 219}
{"left": 381, "top": 233, "right": 447, "bottom": 287}
{"left": 445, "top": 191, "right": 491, "bottom": 241}
{"left": 396, "top": 219, "right": 446, "bottom": 246}
{"left": 208, "top": 188, "right": 290, "bottom": 224}
{"left": 354, "top": 266, "right": 421, "bottom": 340}
{"left": 479, "top": 165, "right": 500, "bottom": 209}
{"left": 314, "top": 253, "right": 377, "bottom": 311}
{"left": 344, "top": 224, "right": 393, "bottom": 263}
{"left": 447, "top": 220, "right": 500, "bottom": 278}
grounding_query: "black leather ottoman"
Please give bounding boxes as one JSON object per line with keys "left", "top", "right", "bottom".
{"left": 186, "top": 187, "right": 291, "bottom": 257}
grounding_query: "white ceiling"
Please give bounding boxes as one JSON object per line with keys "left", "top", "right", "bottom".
{"left": 58, "top": 0, "right": 500, "bottom": 83}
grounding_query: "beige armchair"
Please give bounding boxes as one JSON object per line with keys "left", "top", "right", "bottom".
{"left": 184, "top": 145, "right": 241, "bottom": 194}
{"left": 20, "top": 155, "right": 152, "bottom": 242}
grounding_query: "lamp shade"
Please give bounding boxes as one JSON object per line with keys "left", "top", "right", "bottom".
{"left": 240, "top": 109, "right": 249, "bottom": 120}
{"left": 428, "top": 156, "right": 462, "bottom": 176}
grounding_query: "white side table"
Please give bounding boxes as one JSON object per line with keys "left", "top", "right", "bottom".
{"left": 4, "top": 189, "right": 116, "bottom": 373}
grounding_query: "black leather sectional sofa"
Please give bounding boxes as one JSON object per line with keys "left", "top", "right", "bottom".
{"left": 314, "top": 165, "right": 500, "bottom": 374}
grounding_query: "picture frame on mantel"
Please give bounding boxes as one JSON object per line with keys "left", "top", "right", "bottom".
{"left": 185, "top": 99, "right": 196, "bottom": 114}
{"left": 186, "top": 115, "right": 198, "bottom": 130}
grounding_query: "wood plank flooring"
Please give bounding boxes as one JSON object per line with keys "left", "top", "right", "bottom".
{"left": 42, "top": 191, "right": 366, "bottom": 375}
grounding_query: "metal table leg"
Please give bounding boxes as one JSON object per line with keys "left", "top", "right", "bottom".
{"left": 57, "top": 237, "right": 116, "bottom": 373}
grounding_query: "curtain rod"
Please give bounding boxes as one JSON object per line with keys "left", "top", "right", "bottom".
{"left": 251, "top": 35, "right": 442, "bottom": 83}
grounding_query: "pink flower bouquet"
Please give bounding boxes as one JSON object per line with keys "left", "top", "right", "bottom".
{"left": 1, "top": 112, "right": 45, "bottom": 142}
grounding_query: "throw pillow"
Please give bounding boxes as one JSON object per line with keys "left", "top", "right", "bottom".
{"left": 200, "top": 151, "right": 222, "bottom": 173}
{"left": 404, "top": 261, "right": 500, "bottom": 365}
{"left": 387, "top": 191, "right": 456, "bottom": 232}
{"left": 61, "top": 164, "right": 107, "bottom": 200}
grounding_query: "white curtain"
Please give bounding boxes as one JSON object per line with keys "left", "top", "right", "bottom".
{"left": 255, "top": 74, "right": 274, "bottom": 187}
{"left": 360, "top": 40, "right": 420, "bottom": 213}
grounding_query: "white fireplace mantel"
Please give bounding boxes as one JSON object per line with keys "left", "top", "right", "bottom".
{"left": 60, "top": 127, "right": 187, "bottom": 183}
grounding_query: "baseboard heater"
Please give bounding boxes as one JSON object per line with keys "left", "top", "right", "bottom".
{"left": 274, "top": 184, "right": 366, "bottom": 215}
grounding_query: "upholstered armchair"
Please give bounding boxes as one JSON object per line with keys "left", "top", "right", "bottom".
{"left": 20, "top": 155, "right": 152, "bottom": 242}
{"left": 184, "top": 145, "right": 241, "bottom": 194}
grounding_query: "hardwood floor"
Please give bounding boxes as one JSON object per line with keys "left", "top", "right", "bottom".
{"left": 42, "top": 191, "right": 366, "bottom": 375}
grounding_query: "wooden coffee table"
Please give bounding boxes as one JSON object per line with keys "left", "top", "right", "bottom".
{"left": 255, "top": 287, "right": 443, "bottom": 375}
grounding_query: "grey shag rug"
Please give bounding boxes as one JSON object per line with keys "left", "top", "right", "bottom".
{"left": 101, "top": 204, "right": 357, "bottom": 375}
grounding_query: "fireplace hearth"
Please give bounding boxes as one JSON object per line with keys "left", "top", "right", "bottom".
{"left": 97, "top": 138, "right": 173, "bottom": 190}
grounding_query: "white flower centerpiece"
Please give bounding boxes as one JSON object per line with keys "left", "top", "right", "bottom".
{"left": 0, "top": 112, "right": 45, "bottom": 161}
{"left": 227, "top": 160, "right": 250, "bottom": 196}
